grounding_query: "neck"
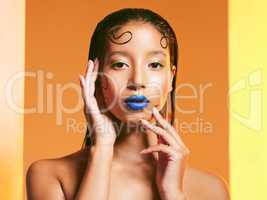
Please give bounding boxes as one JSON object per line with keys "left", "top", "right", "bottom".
{"left": 113, "top": 120, "right": 157, "bottom": 165}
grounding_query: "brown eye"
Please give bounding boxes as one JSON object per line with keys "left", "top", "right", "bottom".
{"left": 111, "top": 62, "right": 128, "bottom": 69}
{"left": 149, "top": 62, "right": 164, "bottom": 69}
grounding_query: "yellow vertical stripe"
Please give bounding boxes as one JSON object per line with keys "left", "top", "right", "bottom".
{"left": 229, "top": 0, "right": 267, "bottom": 199}
{"left": 0, "top": 0, "right": 25, "bottom": 199}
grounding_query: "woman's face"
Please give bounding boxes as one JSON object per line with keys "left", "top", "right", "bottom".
{"left": 100, "top": 21, "right": 175, "bottom": 123}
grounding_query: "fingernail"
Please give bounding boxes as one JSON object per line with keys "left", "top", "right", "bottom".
{"left": 140, "top": 119, "right": 148, "bottom": 124}
{"left": 87, "top": 60, "right": 92, "bottom": 68}
{"left": 140, "top": 149, "right": 147, "bottom": 154}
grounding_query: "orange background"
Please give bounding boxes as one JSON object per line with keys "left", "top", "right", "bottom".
{"left": 24, "top": 0, "right": 228, "bottom": 198}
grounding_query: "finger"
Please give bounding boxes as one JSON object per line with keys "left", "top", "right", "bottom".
{"left": 141, "top": 119, "right": 189, "bottom": 154}
{"left": 85, "top": 60, "right": 94, "bottom": 81}
{"left": 80, "top": 74, "right": 91, "bottom": 107}
{"left": 79, "top": 75, "right": 88, "bottom": 115}
{"left": 157, "top": 134, "right": 167, "bottom": 146}
{"left": 140, "top": 119, "right": 178, "bottom": 148}
{"left": 91, "top": 58, "right": 99, "bottom": 82}
{"left": 87, "top": 58, "right": 99, "bottom": 83}
{"left": 152, "top": 107, "right": 188, "bottom": 149}
{"left": 152, "top": 106, "right": 176, "bottom": 134}
{"left": 140, "top": 144, "right": 179, "bottom": 161}
{"left": 79, "top": 74, "right": 85, "bottom": 87}
{"left": 83, "top": 60, "right": 96, "bottom": 100}
{"left": 85, "top": 60, "right": 96, "bottom": 95}
{"left": 79, "top": 75, "right": 86, "bottom": 99}
{"left": 82, "top": 60, "right": 101, "bottom": 116}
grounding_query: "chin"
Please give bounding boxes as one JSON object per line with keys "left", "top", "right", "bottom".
{"left": 108, "top": 102, "right": 163, "bottom": 123}
{"left": 117, "top": 111, "right": 152, "bottom": 123}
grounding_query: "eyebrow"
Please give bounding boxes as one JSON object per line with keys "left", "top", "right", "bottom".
{"left": 108, "top": 50, "right": 167, "bottom": 58}
{"left": 146, "top": 50, "right": 167, "bottom": 57}
{"left": 109, "top": 51, "right": 130, "bottom": 57}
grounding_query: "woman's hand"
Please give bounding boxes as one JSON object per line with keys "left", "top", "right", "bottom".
{"left": 79, "top": 59, "right": 117, "bottom": 147}
{"left": 140, "top": 107, "right": 190, "bottom": 200}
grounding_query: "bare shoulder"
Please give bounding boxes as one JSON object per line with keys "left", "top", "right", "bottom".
{"left": 184, "top": 166, "right": 230, "bottom": 200}
{"left": 26, "top": 149, "right": 89, "bottom": 200}
{"left": 26, "top": 157, "right": 65, "bottom": 199}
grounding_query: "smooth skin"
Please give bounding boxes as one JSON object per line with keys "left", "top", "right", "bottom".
{"left": 26, "top": 22, "right": 230, "bottom": 200}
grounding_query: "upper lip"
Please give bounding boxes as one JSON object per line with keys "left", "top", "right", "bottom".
{"left": 124, "top": 95, "right": 150, "bottom": 103}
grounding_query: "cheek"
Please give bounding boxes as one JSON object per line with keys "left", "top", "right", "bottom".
{"left": 161, "top": 69, "right": 173, "bottom": 94}
{"left": 101, "top": 73, "right": 125, "bottom": 106}
{"left": 160, "top": 77, "right": 170, "bottom": 103}
{"left": 149, "top": 74, "right": 169, "bottom": 95}
{"left": 149, "top": 73, "right": 171, "bottom": 109}
{"left": 162, "top": 75, "right": 171, "bottom": 91}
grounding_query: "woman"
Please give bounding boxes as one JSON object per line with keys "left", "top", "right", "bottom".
{"left": 26, "top": 8, "right": 230, "bottom": 200}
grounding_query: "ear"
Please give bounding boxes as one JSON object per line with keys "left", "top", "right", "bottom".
{"left": 168, "top": 65, "right": 176, "bottom": 92}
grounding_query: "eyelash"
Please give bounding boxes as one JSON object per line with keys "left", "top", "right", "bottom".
{"left": 111, "top": 62, "right": 164, "bottom": 70}
{"left": 149, "top": 62, "right": 164, "bottom": 69}
{"left": 111, "top": 62, "right": 127, "bottom": 69}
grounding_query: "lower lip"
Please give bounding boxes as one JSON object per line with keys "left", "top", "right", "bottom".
{"left": 125, "top": 101, "right": 149, "bottom": 111}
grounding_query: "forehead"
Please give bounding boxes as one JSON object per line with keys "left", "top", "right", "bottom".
{"left": 105, "top": 22, "right": 169, "bottom": 56}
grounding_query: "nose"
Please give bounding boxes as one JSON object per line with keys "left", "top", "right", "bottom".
{"left": 127, "top": 65, "right": 146, "bottom": 91}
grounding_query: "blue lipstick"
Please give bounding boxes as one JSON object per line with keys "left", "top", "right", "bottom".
{"left": 124, "top": 95, "right": 149, "bottom": 111}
